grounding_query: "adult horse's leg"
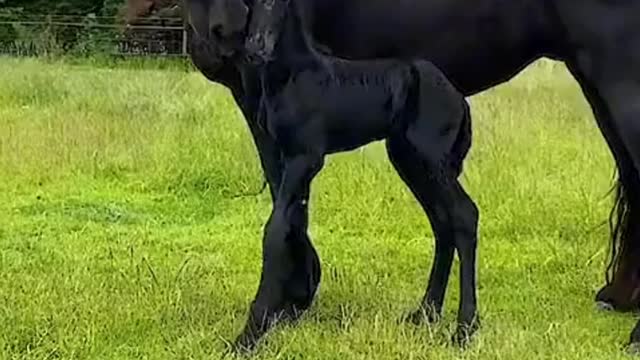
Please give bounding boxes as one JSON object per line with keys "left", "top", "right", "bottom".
{"left": 386, "top": 135, "right": 479, "bottom": 344}
{"left": 594, "top": 97, "right": 640, "bottom": 310}
{"left": 594, "top": 153, "right": 640, "bottom": 310}
{"left": 234, "top": 153, "right": 324, "bottom": 351}
{"left": 565, "top": 53, "right": 640, "bottom": 311}
{"left": 556, "top": 4, "right": 640, "bottom": 312}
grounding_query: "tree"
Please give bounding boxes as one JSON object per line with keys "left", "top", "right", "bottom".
{"left": 0, "top": 0, "right": 122, "bottom": 16}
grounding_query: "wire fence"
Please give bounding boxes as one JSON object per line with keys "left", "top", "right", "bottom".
{"left": 0, "top": 13, "right": 189, "bottom": 57}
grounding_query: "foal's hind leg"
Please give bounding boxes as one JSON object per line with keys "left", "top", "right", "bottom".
{"left": 234, "top": 153, "right": 324, "bottom": 351}
{"left": 386, "top": 139, "right": 455, "bottom": 324}
{"left": 386, "top": 135, "right": 479, "bottom": 344}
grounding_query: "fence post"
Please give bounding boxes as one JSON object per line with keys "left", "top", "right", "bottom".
{"left": 182, "top": 26, "right": 188, "bottom": 56}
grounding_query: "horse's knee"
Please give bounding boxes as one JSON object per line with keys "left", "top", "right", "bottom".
{"left": 451, "top": 192, "right": 479, "bottom": 247}
{"left": 463, "top": 198, "right": 479, "bottom": 225}
{"left": 263, "top": 210, "right": 291, "bottom": 258}
{"left": 265, "top": 210, "right": 286, "bottom": 234}
{"left": 288, "top": 199, "right": 309, "bottom": 228}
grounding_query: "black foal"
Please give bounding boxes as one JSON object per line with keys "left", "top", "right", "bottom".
{"left": 235, "top": 0, "right": 478, "bottom": 350}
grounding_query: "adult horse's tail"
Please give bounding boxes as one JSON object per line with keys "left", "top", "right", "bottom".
{"left": 596, "top": 117, "right": 640, "bottom": 310}
{"left": 599, "top": 170, "right": 640, "bottom": 310}
{"left": 608, "top": 180, "right": 629, "bottom": 282}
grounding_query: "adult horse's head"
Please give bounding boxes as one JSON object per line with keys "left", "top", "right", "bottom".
{"left": 182, "top": 0, "right": 249, "bottom": 57}
{"left": 124, "top": 0, "right": 249, "bottom": 85}
{"left": 244, "top": 0, "right": 290, "bottom": 63}
{"left": 126, "top": 0, "right": 248, "bottom": 56}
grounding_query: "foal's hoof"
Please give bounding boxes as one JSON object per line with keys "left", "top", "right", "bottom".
{"left": 451, "top": 319, "right": 480, "bottom": 347}
{"left": 403, "top": 306, "right": 441, "bottom": 325}
{"left": 232, "top": 304, "right": 306, "bottom": 355}
{"left": 232, "top": 332, "right": 260, "bottom": 355}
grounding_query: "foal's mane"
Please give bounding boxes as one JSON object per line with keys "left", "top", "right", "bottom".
{"left": 273, "top": 0, "right": 322, "bottom": 60}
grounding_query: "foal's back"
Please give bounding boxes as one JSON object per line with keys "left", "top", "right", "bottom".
{"left": 264, "top": 60, "right": 412, "bottom": 153}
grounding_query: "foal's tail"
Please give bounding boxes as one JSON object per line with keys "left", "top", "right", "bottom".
{"left": 410, "top": 60, "right": 472, "bottom": 177}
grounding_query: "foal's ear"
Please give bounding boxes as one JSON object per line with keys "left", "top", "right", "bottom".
{"left": 221, "top": 0, "right": 249, "bottom": 35}
{"left": 186, "top": 0, "right": 209, "bottom": 37}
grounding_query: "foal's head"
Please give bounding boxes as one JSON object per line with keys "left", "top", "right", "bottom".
{"left": 244, "top": 0, "right": 291, "bottom": 62}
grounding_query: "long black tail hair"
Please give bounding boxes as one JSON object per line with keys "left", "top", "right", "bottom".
{"left": 607, "top": 174, "right": 637, "bottom": 284}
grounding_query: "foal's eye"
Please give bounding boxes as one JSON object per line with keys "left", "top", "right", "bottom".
{"left": 263, "top": 0, "right": 275, "bottom": 10}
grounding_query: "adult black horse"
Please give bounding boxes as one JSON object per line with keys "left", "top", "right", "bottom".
{"left": 125, "top": 0, "right": 640, "bottom": 349}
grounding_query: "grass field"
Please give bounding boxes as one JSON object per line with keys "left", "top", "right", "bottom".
{"left": 0, "top": 57, "right": 637, "bottom": 359}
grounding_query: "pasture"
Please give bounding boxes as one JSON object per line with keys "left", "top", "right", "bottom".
{"left": 0, "top": 57, "right": 636, "bottom": 359}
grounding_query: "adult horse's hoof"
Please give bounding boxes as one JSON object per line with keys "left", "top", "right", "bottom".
{"left": 596, "top": 301, "right": 615, "bottom": 312}
{"left": 595, "top": 280, "right": 640, "bottom": 312}
{"left": 595, "top": 285, "right": 619, "bottom": 311}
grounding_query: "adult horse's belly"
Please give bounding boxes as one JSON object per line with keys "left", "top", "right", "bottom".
{"left": 312, "top": 0, "right": 550, "bottom": 96}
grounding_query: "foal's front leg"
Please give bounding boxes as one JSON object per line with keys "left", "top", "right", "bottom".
{"left": 245, "top": 122, "right": 322, "bottom": 311}
{"left": 239, "top": 89, "right": 322, "bottom": 314}
{"left": 235, "top": 153, "right": 324, "bottom": 351}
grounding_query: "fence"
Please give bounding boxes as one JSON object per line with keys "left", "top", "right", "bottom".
{"left": 0, "top": 13, "right": 188, "bottom": 57}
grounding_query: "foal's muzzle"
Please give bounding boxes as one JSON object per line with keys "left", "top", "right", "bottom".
{"left": 244, "top": 33, "right": 271, "bottom": 63}
{"left": 244, "top": 52, "right": 265, "bottom": 65}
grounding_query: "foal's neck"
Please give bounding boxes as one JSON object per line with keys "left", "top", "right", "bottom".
{"left": 272, "top": 0, "right": 321, "bottom": 69}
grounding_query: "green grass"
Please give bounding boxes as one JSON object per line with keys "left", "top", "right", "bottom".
{"left": 0, "top": 56, "right": 635, "bottom": 359}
